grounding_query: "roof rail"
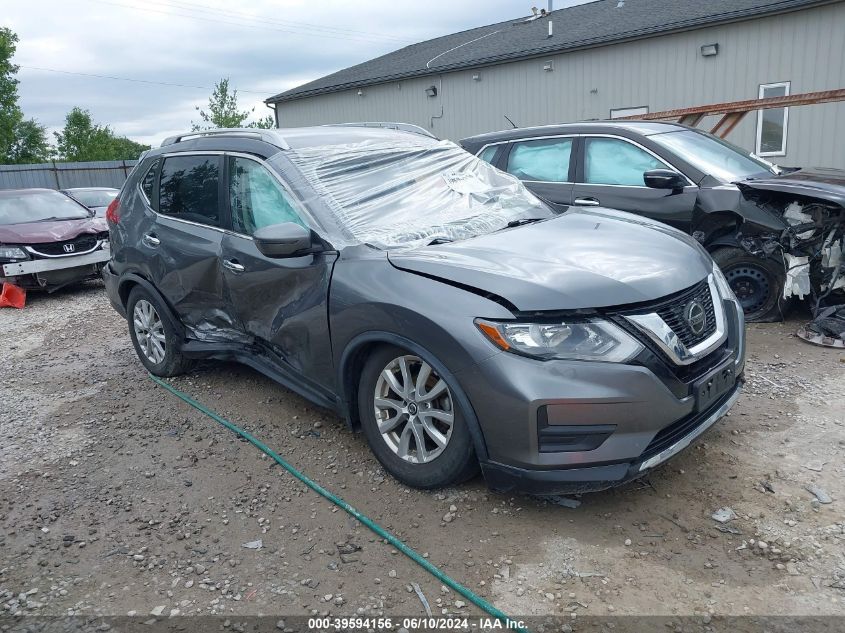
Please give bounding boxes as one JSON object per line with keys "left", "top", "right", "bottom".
{"left": 160, "top": 128, "right": 289, "bottom": 149}
{"left": 323, "top": 122, "right": 438, "bottom": 139}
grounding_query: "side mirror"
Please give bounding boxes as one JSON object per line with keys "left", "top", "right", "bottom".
{"left": 254, "top": 222, "right": 313, "bottom": 258}
{"left": 643, "top": 169, "right": 686, "bottom": 191}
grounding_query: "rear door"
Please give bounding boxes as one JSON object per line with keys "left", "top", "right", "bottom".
{"left": 500, "top": 136, "right": 576, "bottom": 210}
{"left": 145, "top": 153, "right": 239, "bottom": 339}
{"left": 220, "top": 154, "right": 337, "bottom": 389}
{"left": 572, "top": 135, "right": 697, "bottom": 230}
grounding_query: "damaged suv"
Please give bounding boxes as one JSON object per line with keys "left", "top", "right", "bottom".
{"left": 461, "top": 122, "right": 845, "bottom": 323}
{"left": 105, "top": 126, "right": 745, "bottom": 493}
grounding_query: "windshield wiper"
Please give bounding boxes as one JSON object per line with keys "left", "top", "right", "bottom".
{"left": 36, "top": 216, "right": 83, "bottom": 222}
{"left": 427, "top": 237, "right": 453, "bottom": 245}
{"left": 504, "top": 218, "right": 546, "bottom": 229}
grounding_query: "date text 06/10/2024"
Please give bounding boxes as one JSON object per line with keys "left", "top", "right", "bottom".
{"left": 306, "top": 617, "right": 527, "bottom": 630}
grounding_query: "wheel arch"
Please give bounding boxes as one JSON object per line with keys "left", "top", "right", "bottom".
{"left": 120, "top": 272, "right": 187, "bottom": 342}
{"left": 693, "top": 210, "right": 745, "bottom": 250}
{"left": 337, "top": 331, "right": 490, "bottom": 463}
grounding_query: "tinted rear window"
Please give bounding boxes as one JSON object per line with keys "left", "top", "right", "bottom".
{"left": 140, "top": 160, "right": 159, "bottom": 204}
{"left": 158, "top": 155, "right": 221, "bottom": 227}
{"left": 0, "top": 190, "right": 90, "bottom": 225}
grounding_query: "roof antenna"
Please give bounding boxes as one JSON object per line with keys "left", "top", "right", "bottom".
{"left": 504, "top": 114, "right": 519, "bottom": 129}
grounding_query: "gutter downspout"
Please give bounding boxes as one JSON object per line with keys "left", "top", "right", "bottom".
{"left": 266, "top": 102, "right": 279, "bottom": 128}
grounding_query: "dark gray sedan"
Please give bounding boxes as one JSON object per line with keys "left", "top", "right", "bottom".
{"left": 103, "top": 126, "right": 745, "bottom": 494}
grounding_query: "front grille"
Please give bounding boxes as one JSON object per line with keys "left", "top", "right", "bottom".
{"left": 27, "top": 234, "right": 100, "bottom": 257}
{"left": 655, "top": 279, "right": 716, "bottom": 347}
{"left": 640, "top": 386, "right": 736, "bottom": 461}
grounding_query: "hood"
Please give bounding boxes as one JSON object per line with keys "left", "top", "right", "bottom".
{"left": 738, "top": 167, "right": 845, "bottom": 206}
{"left": 388, "top": 208, "right": 712, "bottom": 312}
{"left": 0, "top": 216, "right": 108, "bottom": 245}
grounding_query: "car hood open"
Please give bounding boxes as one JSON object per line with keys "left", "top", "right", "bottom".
{"left": 0, "top": 216, "right": 108, "bottom": 244}
{"left": 388, "top": 208, "right": 713, "bottom": 312}
{"left": 737, "top": 167, "right": 845, "bottom": 207}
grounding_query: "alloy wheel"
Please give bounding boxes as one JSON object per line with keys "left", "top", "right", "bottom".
{"left": 373, "top": 355, "right": 454, "bottom": 464}
{"left": 133, "top": 299, "right": 166, "bottom": 364}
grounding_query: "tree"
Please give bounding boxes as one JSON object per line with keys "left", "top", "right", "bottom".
{"left": 8, "top": 119, "right": 50, "bottom": 163}
{"left": 54, "top": 107, "right": 149, "bottom": 161}
{"left": 192, "top": 78, "right": 275, "bottom": 130}
{"left": 0, "top": 27, "right": 50, "bottom": 164}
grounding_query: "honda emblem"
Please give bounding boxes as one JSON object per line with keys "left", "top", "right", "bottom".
{"left": 63, "top": 243, "right": 76, "bottom": 253}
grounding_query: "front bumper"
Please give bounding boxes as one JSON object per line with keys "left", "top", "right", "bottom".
{"left": 462, "top": 296, "right": 746, "bottom": 494}
{"left": 481, "top": 380, "right": 742, "bottom": 494}
{"left": 1, "top": 249, "right": 110, "bottom": 290}
{"left": 2, "top": 249, "right": 110, "bottom": 277}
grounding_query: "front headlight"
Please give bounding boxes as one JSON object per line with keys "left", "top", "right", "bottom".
{"left": 712, "top": 261, "right": 739, "bottom": 303}
{"left": 0, "top": 246, "right": 28, "bottom": 261}
{"left": 475, "top": 318, "right": 642, "bottom": 362}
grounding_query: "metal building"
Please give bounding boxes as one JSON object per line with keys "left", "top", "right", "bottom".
{"left": 266, "top": 0, "right": 845, "bottom": 167}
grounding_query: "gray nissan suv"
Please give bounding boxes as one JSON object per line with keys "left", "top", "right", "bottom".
{"left": 103, "top": 126, "right": 746, "bottom": 494}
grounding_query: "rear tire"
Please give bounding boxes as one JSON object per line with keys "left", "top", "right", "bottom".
{"left": 357, "top": 345, "right": 478, "bottom": 489}
{"left": 126, "top": 286, "right": 193, "bottom": 377}
{"left": 711, "top": 247, "right": 790, "bottom": 322}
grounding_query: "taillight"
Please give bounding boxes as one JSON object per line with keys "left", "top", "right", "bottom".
{"left": 106, "top": 198, "right": 120, "bottom": 224}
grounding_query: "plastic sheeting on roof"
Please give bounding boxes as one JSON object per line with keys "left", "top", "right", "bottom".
{"left": 286, "top": 137, "right": 550, "bottom": 250}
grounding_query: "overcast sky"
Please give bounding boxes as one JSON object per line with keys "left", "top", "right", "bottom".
{"left": 5, "top": 0, "right": 586, "bottom": 147}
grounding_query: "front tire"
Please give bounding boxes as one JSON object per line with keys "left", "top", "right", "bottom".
{"left": 712, "top": 247, "right": 790, "bottom": 322}
{"left": 358, "top": 345, "right": 478, "bottom": 489}
{"left": 126, "top": 286, "right": 193, "bottom": 377}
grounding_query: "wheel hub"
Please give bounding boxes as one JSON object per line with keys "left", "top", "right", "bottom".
{"left": 725, "top": 265, "right": 770, "bottom": 313}
{"left": 373, "top": 355, "right": 454, "bottom": 464}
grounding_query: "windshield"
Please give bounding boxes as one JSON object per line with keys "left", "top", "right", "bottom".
{"left": 0, "top": 190, "right": 91, "bottom": 225}
{"left": 284, "top": 137, "right": 551, "bottom": 250}
{"left": 650, "top": 129, "right": 778, "bottom": 182}
{"left": 68, "top": 189, "right": 117, "bottom": 208}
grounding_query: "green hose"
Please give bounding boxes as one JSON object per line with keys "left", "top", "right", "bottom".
{"left": 149, "top": 373, "right": 526, "bottom": 632}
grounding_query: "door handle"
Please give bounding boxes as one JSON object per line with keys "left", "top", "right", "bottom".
{"left": 142, "top": 233, "right": 160, "bottom": 247}
{"left": 573, "top": 197, "right": 600, "bottom": 206}
{"left": 223, "top": 259, "right": 245, "bottom": 273}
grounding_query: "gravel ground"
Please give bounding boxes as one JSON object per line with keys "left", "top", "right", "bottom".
{"left": 1, "top": 283, "right": 843, "bottom": 622}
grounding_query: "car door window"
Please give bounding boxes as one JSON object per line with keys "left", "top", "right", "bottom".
{"left": 477, "top": 145, "right": 499, "bottom": 165}
{"left": 158, "top": 155, "right": 221, "bottom": 226}
{"left": 228, "top": 157, "right": 305, "bottom": 235}
{"left": 506, "top": 138, "right": 572, "bottom": 182}
{"left": 584, "top": 138, "right": 668, "bottom": 186}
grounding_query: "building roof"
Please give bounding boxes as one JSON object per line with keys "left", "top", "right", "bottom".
{"left": 267, "top": 0, "right": 830, "bottom": 104}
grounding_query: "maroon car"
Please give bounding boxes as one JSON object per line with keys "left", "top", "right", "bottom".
{"left": 0, "top": 188, "right": 110, "bottom": 292}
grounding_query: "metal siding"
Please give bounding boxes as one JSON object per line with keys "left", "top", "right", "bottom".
{"left": 0, "top": 160, "right": 137, "bottom": 190}
{"left": 276, "top": 3, "right": 845, "bottom": 168}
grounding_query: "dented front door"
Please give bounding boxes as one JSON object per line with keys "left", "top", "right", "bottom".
{"left": 220, "top": 154, "right": 336, "bottom": 389}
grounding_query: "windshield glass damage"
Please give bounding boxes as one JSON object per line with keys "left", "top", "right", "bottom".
{"left": 286, "top": 137, "right": 551, "bottom": 250}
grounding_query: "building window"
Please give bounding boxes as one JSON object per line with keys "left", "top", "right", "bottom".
{"left": 756, "top": 81, "right": 790, "bottom": 156}
{"left": 610, "top": 106, "right": 648, "bottom": 119}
